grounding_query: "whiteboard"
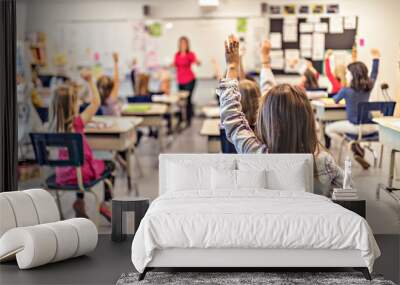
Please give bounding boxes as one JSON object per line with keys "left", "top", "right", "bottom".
{"left": 144, "top": 17, "right": 267, "bottom": 78}
{"left": 56, "top": 17, "right": 267, "bottom": 79}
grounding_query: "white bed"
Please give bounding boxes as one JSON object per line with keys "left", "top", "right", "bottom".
{"left": 131, "top": 154, "right": 380, "bottom": 280}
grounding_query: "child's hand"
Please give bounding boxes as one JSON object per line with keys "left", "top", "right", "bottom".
{"left": 112, "top": 52, "right": 119, "bottom": 63}
{"left": 325, "top": 49, "right": 333, "bottom": 59}
{"left": 370, "top": 48, "right": 380, "bottom": 59}
{"left": 80, "top": 69, "right": 92, "bottom": 82}
{"left": 260, "top": 39, "right": 271, "bottom": 63}
{"left": 224, "top": 34, "right": 240, "bottom": 68}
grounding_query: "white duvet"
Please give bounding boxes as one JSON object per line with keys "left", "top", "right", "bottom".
{"left": 131, "top": 190, "right": 380, "bottom": 273}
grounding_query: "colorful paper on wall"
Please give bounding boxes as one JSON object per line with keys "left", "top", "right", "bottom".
{"left": 283, "top": 5, "right": 296, "bottom": 15}
{"left": 269, "top": 5, "right": 281, "bottom": 15}
{"left": 236, "top": 18, "right": 248, "bottom": 33}
{"left": 148, "top": 22, "right": 162, "bottom": 37}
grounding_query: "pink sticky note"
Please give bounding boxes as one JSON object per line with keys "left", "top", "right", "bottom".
{"left": 359, "top": 38, "right": 365, "bottom": 47}
{"left": 94, "top": 52, "right": 100, "bottom": 61}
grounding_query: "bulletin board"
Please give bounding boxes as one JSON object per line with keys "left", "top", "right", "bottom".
{"left": 269, "top": 16, "right": 358, "bottom": 75}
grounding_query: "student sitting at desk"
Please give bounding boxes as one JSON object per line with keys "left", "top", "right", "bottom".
{"left": 326, "top": 49, "right": 380, "bottom": 169}
{"left": 48, "top": 69, "right": 114, "bottom": 222}
{"left": 218, "top": 35, "right": 344, "bottom": 195}
{"left": 98, "top": 52, "right": 121, "bottom": 116}
{"left": 324, "top": 49, "right": 346, "bottom": 94}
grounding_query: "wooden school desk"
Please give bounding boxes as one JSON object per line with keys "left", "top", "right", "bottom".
{"left": 373, "top": 116, "right": 400, "bottom": 203}
{"left": 85, "top": 116, "right": 143, "bottom": 195}
{"left": 311, "top": 99, "right": 346, "bottom": 143}
{"left": 151, "top": 91, "right": 189, "bottom": 132}
{"left": 201, "top": 106, "right": 220, "bottom": 118}
{"left": 200, "top": 119, "right": 221, "bottom": 153}
{"left": 121, "top": 103, "right": 168, "bottom": 151}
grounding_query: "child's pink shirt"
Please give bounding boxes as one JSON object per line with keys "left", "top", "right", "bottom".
{"left": 56, "top": 116, "right": 105, "bottom": 185}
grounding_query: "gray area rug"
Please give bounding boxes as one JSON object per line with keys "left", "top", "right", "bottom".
{"left": 117, "top": 272, "right": 395, "bottom": 285}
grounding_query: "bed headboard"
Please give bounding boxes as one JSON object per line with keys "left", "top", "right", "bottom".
{"left": 159, "top": 154, "right": 314, "bottom": 195}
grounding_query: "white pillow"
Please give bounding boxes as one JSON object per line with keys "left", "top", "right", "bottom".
{"left": 168, "top": 162, "right": 211, "bottom": 191}
{"left": 237, "top": 169, "right": 267, "bottom": 189}
{"left": 211, "top": 168, "right": 237, "bottom": 191}
{"left": 237, "top": 158, "right": 309, "bottom": 191}
{"left": 211, "top": 169, "right": 267, "bottom": 191}
{"left": 266, "top": 166, "right": 307, "bottom": 191}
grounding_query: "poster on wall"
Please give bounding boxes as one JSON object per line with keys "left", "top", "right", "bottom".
{"left": 270, "top": 33, "right": 282, "bottom": 49}
{"left": 327, "top": 4, "right": 339, "bottom": 14}
{"left": 311, "top": 4, "right": 324, "bottom": 14}
{"left": 300, "top": 22, "right": 314, "bottom": 33}
{"left": 314, "top": 22, "right": 328, "bottom": 33}
{"left": 329, "top": 16, "right": 344, "bottom": 33}
{"left": 298, "top": 5, "right": 309, "bottom": 14}
{"left": 146, "top": 22, "right": 162, "bottom": 37}
{"left": 236, "top": 18, "right": 248, "bottom": 33}
{"left": 269, "top": 5, "right": 281, "bottom": 15}
{"left": 270, "top": 50, "right": 284, "bottom": 70}
{"left": 312, "top": 33, "right": 325, "bottom": 60}
{"left": 344, "top": 16, "right": 357, "bottom": 29}
{"left": 283, "top": 17, "right": 297, "bottom": 42}
{"left": 283, "top": 5, "right": 296, "bottom": 15}
{"left": 284, "top": 49, "right": 300, "bottom": 73}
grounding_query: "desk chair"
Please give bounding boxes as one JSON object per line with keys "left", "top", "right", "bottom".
{"left": 79, "top": 103, "right": 103, "bottom": 116}
{"left": 35, "top": 107, "right": 49, "bottom": 123}
{"left": 338, "top": 101, "right": 396, "bottom": 167}
{"left": 30, "top": 133, "right": 113, "bottom": 223}
{"left": 127, "top": 95, "right": 153, "bottom": 103}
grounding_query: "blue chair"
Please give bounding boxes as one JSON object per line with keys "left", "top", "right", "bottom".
{"left": 79, "top": 103, "right": 103, "bottom": 116}
{"left": 338, "top": 101, "right": 396, "bottom": 167}
{"left": 127, "top": 95, "right": 153, "bottom": 103}
{"left": 30, "top": 133, "right": 113, "bottom": 221}
{"left": 35, "top": 107, "right": 49, "bottom": 123}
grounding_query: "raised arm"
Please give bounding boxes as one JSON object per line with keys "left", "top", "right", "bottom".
{"left": 217, "top": 35, "right": 267, "bottom": 154}
{"left": 80, "top": 69, "right": 101, "bottom": 124}
{"left": 370, "top": 48, "right": 380, "bottom": 86}
{"left": 259, "top": 39, "right": 276, "bottom": 94}
{"left": 324, "top": 50, "right": 341, "bottom": 88}
{"left": 109, "top": 52, "right": 120, "bottom": 100}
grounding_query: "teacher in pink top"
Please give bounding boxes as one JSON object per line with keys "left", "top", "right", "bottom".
{"left": 174, "top": 36, "right": 200, "bottom": 126}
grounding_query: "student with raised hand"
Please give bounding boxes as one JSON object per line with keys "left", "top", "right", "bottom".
{"left": 324, "top": 49, "right": 346, "bottom": 94}
{"left": 325, "top": 49, "right": 380, "bottom": 169}
{"left": 48, "top": 69, "right": 114, "bottom": 222}
{"left": 217, "top": 35, "right": 344, "bottom": 195}
{"left": 299, "top": 60, "right": 320, "bottom": 90}
{"left": 97, "top": 52, "right": 121, "bottom": 116}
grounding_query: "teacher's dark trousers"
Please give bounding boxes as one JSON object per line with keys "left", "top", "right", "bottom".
{"left": 178, "top": 79, "right": 196, "bottom": 126}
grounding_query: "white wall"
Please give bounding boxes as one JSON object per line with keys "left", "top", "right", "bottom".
{"left": 20, "top": 0, "right": 400, "bottom": 102}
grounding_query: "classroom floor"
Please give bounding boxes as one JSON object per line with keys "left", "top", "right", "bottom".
{"left": 9, "top": 116, "right": 400, "bottom": 284}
